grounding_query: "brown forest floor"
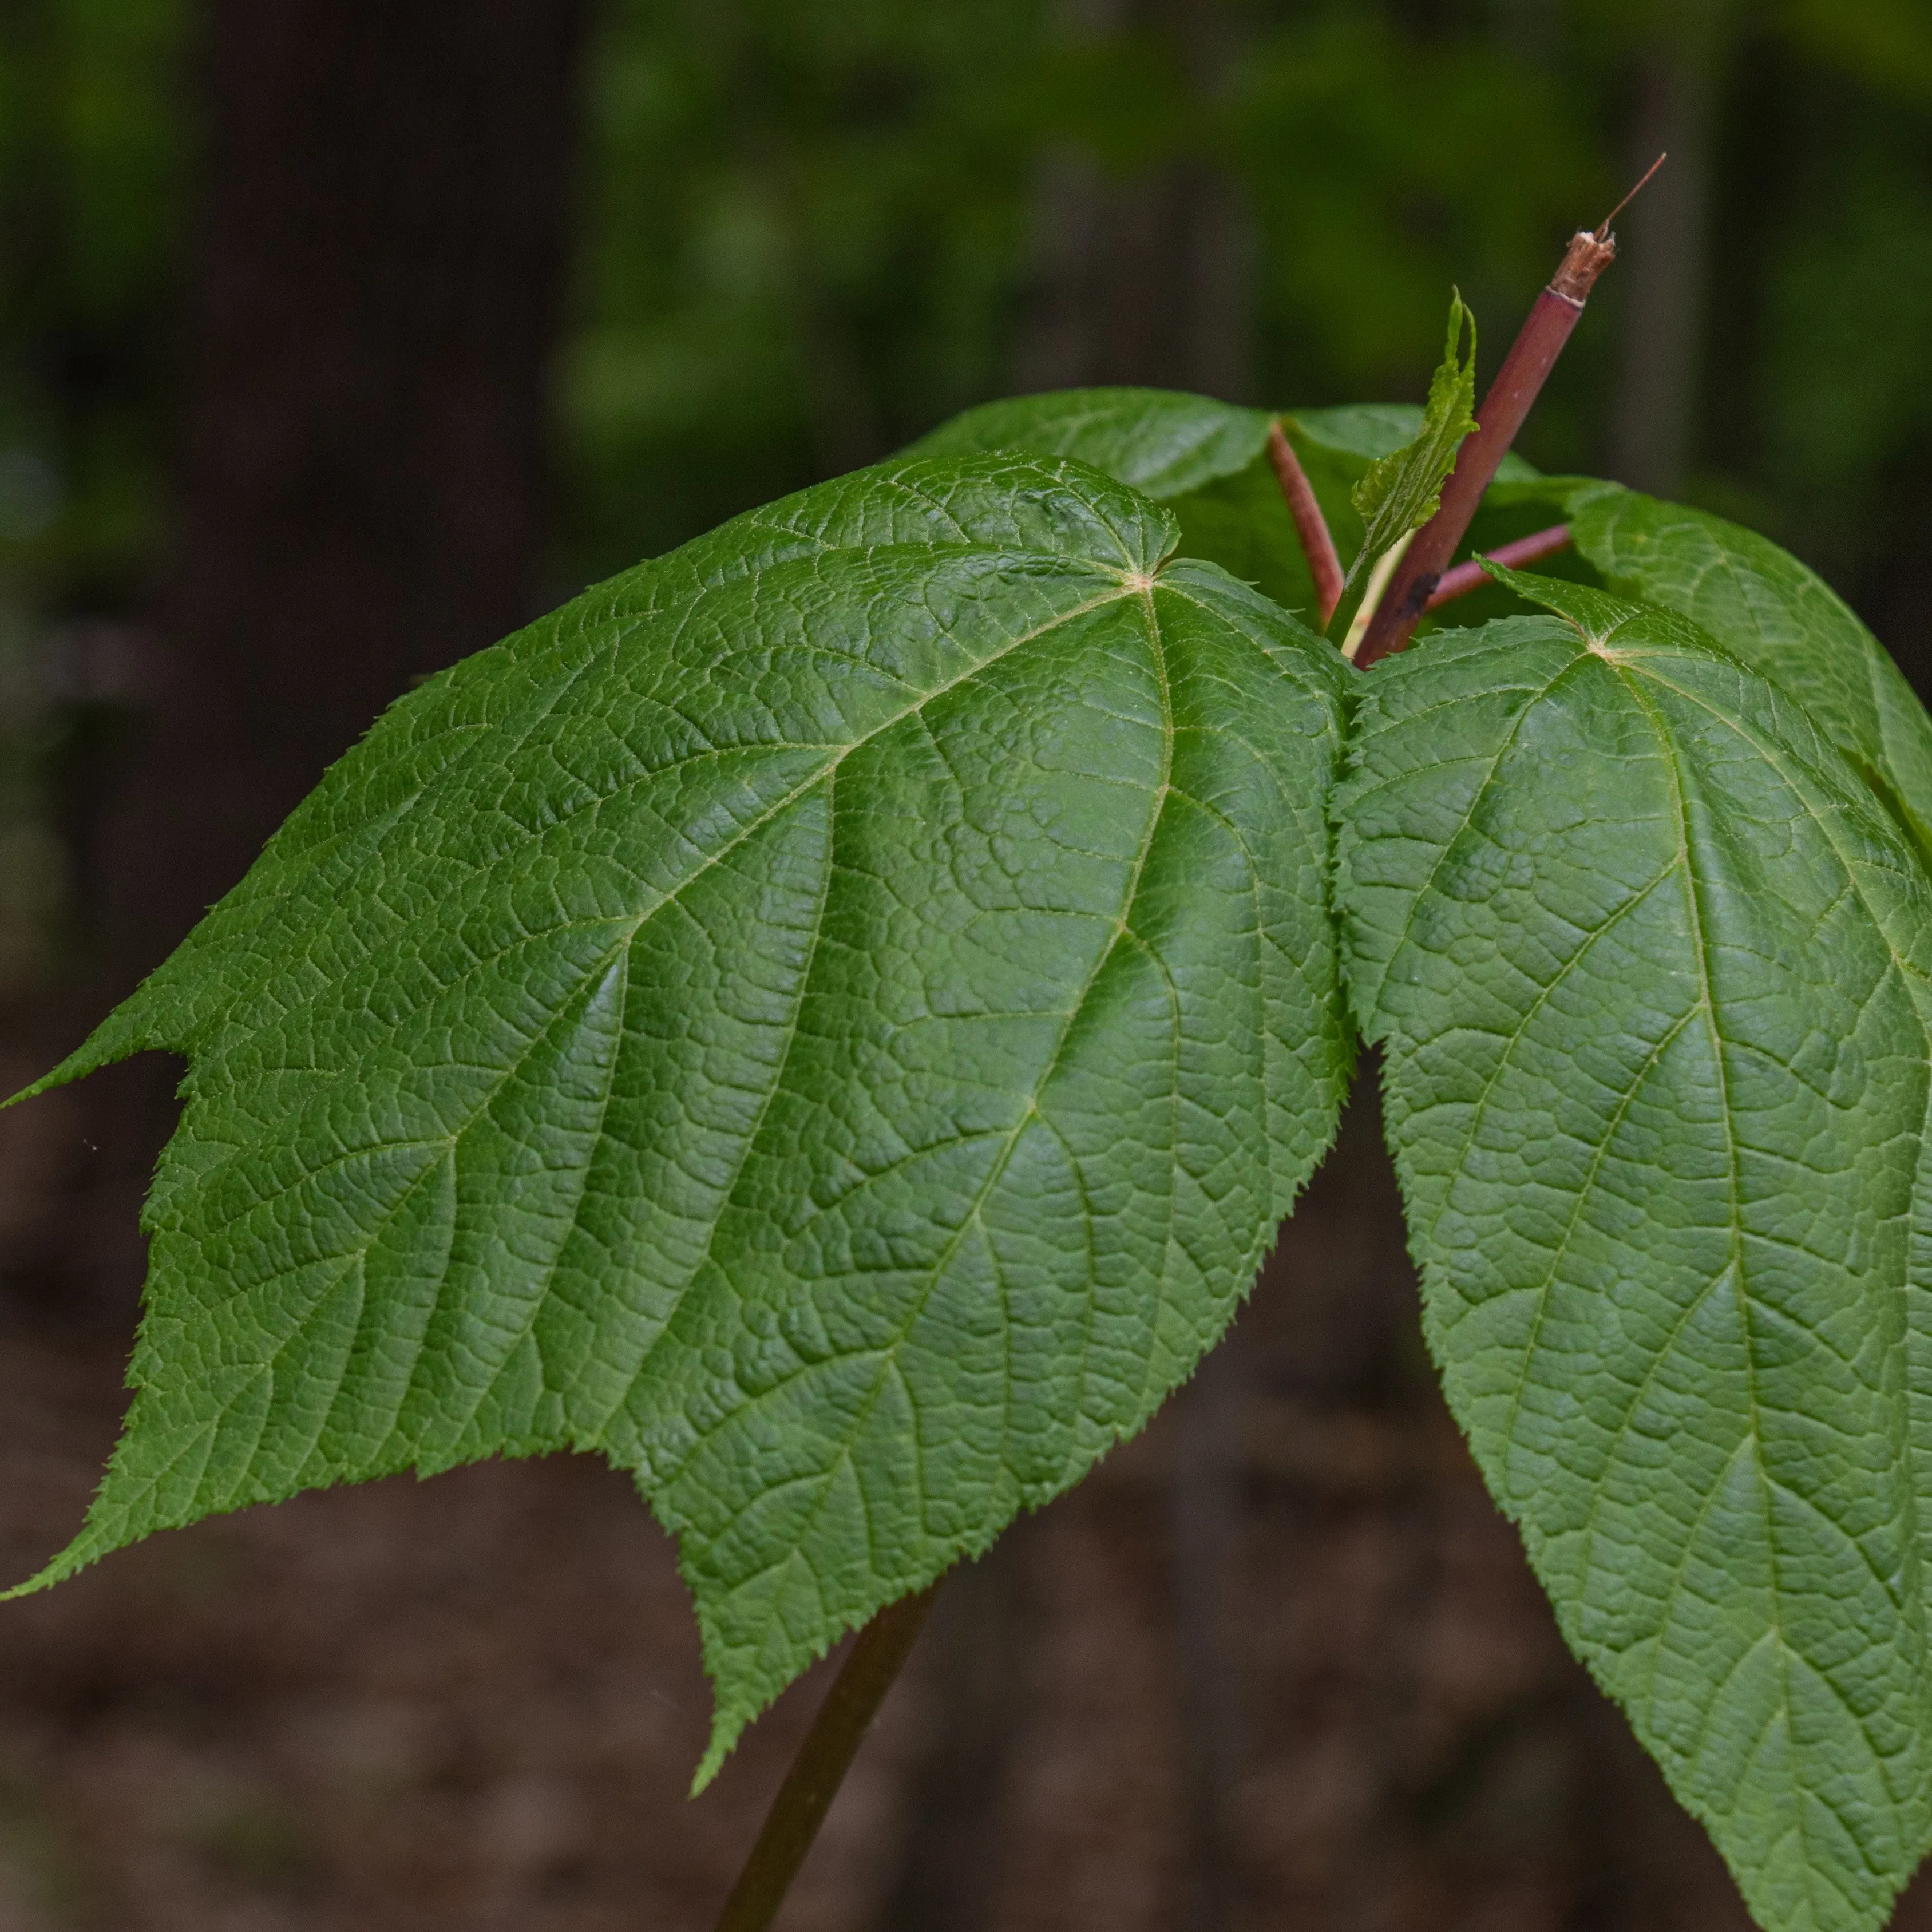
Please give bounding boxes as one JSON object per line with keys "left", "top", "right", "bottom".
{"left": 0, "top": 1062, "right": 1913, "bottom": 1932}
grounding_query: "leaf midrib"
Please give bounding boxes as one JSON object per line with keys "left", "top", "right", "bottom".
{"left": 672, "top": 579, "right": 1180, "bottom": 1656}
{"left": 1614, "top": 654, "right": 1851, "bottom": 1909}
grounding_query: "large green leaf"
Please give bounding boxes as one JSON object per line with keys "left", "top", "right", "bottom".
{"left": 1337, "top": 568, "right": 1932, "bottom": 1932}
{"left": 1573, "top": 488, "right": 1932, "bottom": 856}
{"left": 16, "top": 453, "right": 1352, "bottom": 1781}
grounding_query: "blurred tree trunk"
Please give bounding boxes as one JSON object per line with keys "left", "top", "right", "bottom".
{"left": 873, "top": 9, "right": 1256, "bottom": 1931}
{"left": 38, "top": 0, "right": 589, "bottom": 1311}
{"left": 1608, "top": 1, "right": 1733, "bottom": 496}
{"left": 120, "top": 0, "right": 588, "bottom": 976}
{"left": 1018, "top": 145, "right": 1252, "bottom": 402}
{"left": 1017, "top": 0, "right": 1252, "bottom": 402}
{"left": 1023, "top": 10, "right": 1255, "bottom": 1922}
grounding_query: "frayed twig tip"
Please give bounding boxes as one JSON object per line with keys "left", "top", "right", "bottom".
{"left": 1596, "top": 153, "right": 1667, "bottom": 242}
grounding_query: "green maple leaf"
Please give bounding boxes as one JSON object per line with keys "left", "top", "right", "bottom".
{"left": 1338, "top": 566, "right": 1932, "bottom": 1932}
{"left": 13, "top": 452, "right": 1352, "bottom": 1783}
{"left": 906, "top": 387, "right": 1331, "bottom": 613}
{"left": 1344, "top": 290, "right": 1479, "bottom": 587}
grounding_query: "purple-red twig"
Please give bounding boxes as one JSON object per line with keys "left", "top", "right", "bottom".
{"left": 1349, "top": 154, "right": 1668, "bottom": 667}
{"left": 1424, "top": 523, "right": 1573, "bottom": 609}
{"left": 1266, "top": 422, "right": 1345, "bottom": 627}
{"left": 1351, "top": 231, "right": 1616, "bottom": 668}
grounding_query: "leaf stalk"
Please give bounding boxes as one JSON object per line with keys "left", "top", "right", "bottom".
{"left": 1351, "top": 233, "right": 1613, "bottom": 668}
{"left": 1350, "top": 157, "right": 1665, "bottom": 667}
{"left": 712, "top": 1582, "right": 942, "bottom": 1932}
{"left": 1424, "top": 522, "right": 1573, "bottom": 609}
{"left": 1266, "top": 421, "right": 1345, "bottom": 626}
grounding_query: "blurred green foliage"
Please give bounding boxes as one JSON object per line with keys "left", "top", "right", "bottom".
{"left": 561, "top": 0, "right": 1932, "bottom": 603}
{"left": 0, "top": 0, "right": 1929, "bottom": 987}
{"left": 0, "top": 0, "right": 187, "bottom": 603}
{"left": 1, "top": 0, "right": 1927, "bottom": 608}
{"left": 0, "top": 0, "right": 188, "bottom": 985}
{"left": 560, "top": 0, "right": 1610, "bottom": 583}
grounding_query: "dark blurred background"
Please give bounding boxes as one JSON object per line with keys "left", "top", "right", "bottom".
{"left": 0, "top": 1, "right": 1925, "bottom": 1927}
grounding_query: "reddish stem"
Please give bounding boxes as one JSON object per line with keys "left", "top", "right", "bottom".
{"left": 1424, "top": 523, "right": 1573, "bottom": 608}
{"left": 713, "top": 1583, "right": 941, "bottom": 1932}
{"left": 1266, "top": 422, "right": 1345, "bottom": 626}
{"left": 1352, "top": 230, "right": 1616, "bottom": 668}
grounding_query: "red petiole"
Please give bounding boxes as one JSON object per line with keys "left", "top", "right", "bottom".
{"left": 1350, "top": 232, "right": 1616, "bottom": 667}
{"left": 1266, "top": 422, "right": 1345, "bottom": 627}
{"left": 1424, "top": 522, "right": 1573, "bottom": 608}
{"left": 1349, "top": 156, "right": 1662, "bottom": 667}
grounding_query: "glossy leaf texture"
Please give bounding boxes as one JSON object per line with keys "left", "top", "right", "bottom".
{"left": 1571, "top": 488, "right": 1932, "bottom": 858}
{"left": 1337, "top": 567, "right": 1932, "bottom": 1932}
{"left": 14, "top": 452, "right": 1354, "bottom": 1781}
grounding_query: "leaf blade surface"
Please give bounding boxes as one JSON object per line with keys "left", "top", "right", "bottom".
{"left": 1571, "top": 489, "right": 1932, "bottom": 856}
{"left": 904, "top": 387, "right": 1274, "bottom": 500}
{"left": 21, "top": 453, "right": 1353, "bottom": 1780}
{"left": 1337, "top": 570, "right": 1932, "bottom": 1932}
{"left": 1345, "top": 291, "right": 1479, "bottom": 585}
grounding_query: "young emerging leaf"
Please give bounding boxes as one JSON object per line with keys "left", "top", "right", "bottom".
{"left": 14, "top": 453, "right": 1353, "bottom": 1783}
{"left": 1345, "top": 291, "right": 1479, "bottom": 587}
{"left": 1338, "top": 567, "right": 1932, "bottom": 1932}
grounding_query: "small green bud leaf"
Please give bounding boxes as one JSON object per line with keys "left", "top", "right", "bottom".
{"left": 1346, "top": 291, "right": 1479, "bottom": 587}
